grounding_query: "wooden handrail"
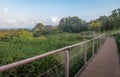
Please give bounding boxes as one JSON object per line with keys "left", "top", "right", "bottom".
{"left": 0, "top": 33, "right": 106, "bottom": 77}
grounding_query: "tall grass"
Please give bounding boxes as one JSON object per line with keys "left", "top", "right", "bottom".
{"left": 0, "top": 33, "right": 89, "bottom": 77}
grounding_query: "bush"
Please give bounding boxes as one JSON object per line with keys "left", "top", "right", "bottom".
{"left": 0, "top": 32, "right": 86, "bottom": 77}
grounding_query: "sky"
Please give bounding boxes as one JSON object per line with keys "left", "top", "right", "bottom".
{"left": 0, "top": 0, "right": 120, "bottom": 29}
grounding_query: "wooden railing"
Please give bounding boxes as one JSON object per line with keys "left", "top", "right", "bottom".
{"left": 0, "top": 33, "right": 106, "bottom": 77}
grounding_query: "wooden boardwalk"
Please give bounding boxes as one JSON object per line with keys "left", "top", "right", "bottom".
{"left": 77, "top": 37, "right": 120, "bottom": 77}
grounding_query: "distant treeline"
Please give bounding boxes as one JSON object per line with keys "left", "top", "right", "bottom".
{"left": 32, "top": 8, "right": 120, "bottom": 36}
{"left": 0, "top": 8, "right": 120, "bottom": 38}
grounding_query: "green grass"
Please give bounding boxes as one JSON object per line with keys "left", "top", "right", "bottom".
{"left": 0, "top": 32, "right": 90, "bottom": 77}
{"left": 114, "top": 33, "right": 120, "bottom": 54}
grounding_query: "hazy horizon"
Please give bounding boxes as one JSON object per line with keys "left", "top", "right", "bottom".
{"left": 0, "top": 0, "right": 120, "bottom": 29}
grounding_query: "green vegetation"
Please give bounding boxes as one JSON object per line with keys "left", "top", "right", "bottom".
{"left": 89, "top": 20, "right": 102, "bottom": 31}
{"left": 105, "top": 29, "right": 120, "bottom": 54}
{"left": 0, "top": 8, "right": 120, "bottom": 77}
{"left": 95, "top": 8, "right": 120, "bottom": 31}
{"left": 0, "top": 31, "right": 87, "bottom": 65}
{"left": 111, "top": 30, "right": 120, "bottom": 54}
{"left": 115, "top": 34, "right": 120, "bottom": 54}
{"left": 58, "top": 16, "right": 88, "bottom": 32}
{"left": 31, "top": 8, "right": 120, "bottom": 35}
{"left": 0, "top": 29, "right": 93, "bottom": 77}
{"left": 57, "top": 8, "right": 120, "bottom": 32}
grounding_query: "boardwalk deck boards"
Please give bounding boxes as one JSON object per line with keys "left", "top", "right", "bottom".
{"left": 77, "top": 37, "right": 120, "bottom": 77}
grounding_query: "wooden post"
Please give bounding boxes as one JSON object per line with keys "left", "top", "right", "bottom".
{"left": 105, "top": 34, "right": 107, "bottom": 41}
{"left": 101, "top": 36, "right": 103, "bottom": 45}
{"left": 96, "top": 39, "right": 98, "bottom": 49}
{"left": 92, "top": 39, "right": 94, "bottom": 56}
{"left": 92, "top": 31, "right": 94, "bottom": 38}
{"left": 101, "top": 37, "right": 102, "bottom": 47}
{"left": 84, "top": 43, "right": 87, "bottom": 64}
{"left": 103, "top": 35, "right": 105, "bottom": 44}
{"left": 97, "top": 38, "right": 98, "bottom": 50}
{"left": 64, "top": 50, "right": 69, "bottom": 77}
{"left": 100, "top": 38, "right": 101, "bottom": 48}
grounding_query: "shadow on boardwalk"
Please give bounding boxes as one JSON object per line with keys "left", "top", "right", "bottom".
{"left": 77, "top": 37, "right": 120, "bottom": 77}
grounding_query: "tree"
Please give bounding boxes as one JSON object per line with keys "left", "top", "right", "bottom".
{"left": 89, "top": 20, "right": 102, "bottom": 31}
{"left": 97, "top": 16, "right": 107, "bottom": 31}
{"left": 33, "top": 23, "right": 44, "bottom": 36}
{"left": 58, "top": 16, "right": 88, "bottom": 32}
{"left": 93, "top": 8, "right": 120, "bottom": 31}
{"left": 106, "top": 8, "right": 120, "bottom": 30}
{"left": 41, "top": 25, "right": 58, "bottom": 35}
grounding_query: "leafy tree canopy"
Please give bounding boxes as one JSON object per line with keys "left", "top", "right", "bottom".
{"left": 58, "top": 16, "right": 88, "bottom": 32}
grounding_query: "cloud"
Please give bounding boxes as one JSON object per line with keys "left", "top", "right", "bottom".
{"left": 0, "top": 14, "right": 60, "bottom": 28}
{"left": 0, "top": 7, "right": 60, "bottom": 28}
{"left": 0, "top": 15, "right": 37, "bottom": 28}
{"left": 3, "top": 8, "right": 8, "bottom": 12}
{"left": 50, "top": 16, "right": 60, "bottom": 24}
